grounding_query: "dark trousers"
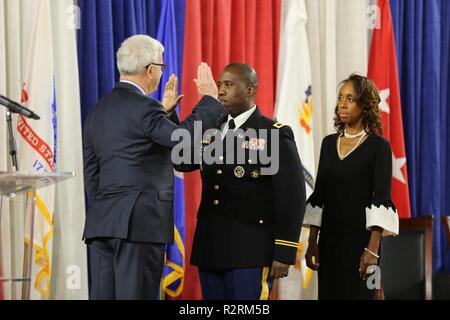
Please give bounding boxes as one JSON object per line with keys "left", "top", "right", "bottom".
{"left": 88, "top": 238, "right": 165, "bottom": 300}
{"left": 199, "top": 267, "right": 272, "bottom": 300}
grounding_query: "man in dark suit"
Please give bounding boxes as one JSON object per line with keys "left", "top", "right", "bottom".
{"left": 83, "top": 35, "right": 226, "bottom": 300}
{"left": 175, "top": 63, "right": 306, "bottom": 300}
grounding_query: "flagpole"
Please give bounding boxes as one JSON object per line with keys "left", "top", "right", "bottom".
{"left": 21, "top": 189, "right": 36, "bottom": 300}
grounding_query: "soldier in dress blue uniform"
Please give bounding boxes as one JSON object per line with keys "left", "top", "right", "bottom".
{"left": 176, "top": 63, "right": 306, "bottom": 300}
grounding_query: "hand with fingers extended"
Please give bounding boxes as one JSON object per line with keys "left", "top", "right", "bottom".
{"left": 305, "top": 241, "right": 320, "bottom": 271}
{"left": 193, "top": 62, "right": 218, "bottom": 99}
{"left": 269, "top": 260, "right": 290, "bottom": 279}
{"left": 161, "top": 74, "right": 184, "bottom": 114}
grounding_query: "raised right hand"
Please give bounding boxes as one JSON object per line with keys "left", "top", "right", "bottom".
{"left": 161, "top": 74, "right": 184, "bottom": 114}
{"left": 305, "top": 242, "right": 320, "bottom": 271}
{"left": 193, "top": 62, "right": 218, "bottom": 99}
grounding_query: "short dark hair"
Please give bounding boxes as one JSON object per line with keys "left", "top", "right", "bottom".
{"left": 223, "top": 63, "right": 258, "bottom": 87}
{"left": 334, "top": 73, "right": 383, "bottom": 136}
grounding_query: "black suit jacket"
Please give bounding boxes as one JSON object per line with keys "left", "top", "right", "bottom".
{"left": 176, "top": 107, "right": 306, "bottom": 268}
{"left": 83, "top": 82, "right": 226, "bottom": 243}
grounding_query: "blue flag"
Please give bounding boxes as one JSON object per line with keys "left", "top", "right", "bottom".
{"left": 152, "top": 0, "right": 186, "bottom": 297}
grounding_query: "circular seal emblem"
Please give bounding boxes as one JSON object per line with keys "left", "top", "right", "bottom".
{"left": 234, "top": 166, "right": 245, "bottom": 178}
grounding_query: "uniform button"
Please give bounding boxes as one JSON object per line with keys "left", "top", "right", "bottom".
{"left": 214, "top": 200, "right": 219, "bottom": 205}
{"left": 214, "top": 185, "right": 220, "bottom": 190}
{"left": 251, "top": 170, "right": 260, "bottom": 178}
{"left": 259, "top": 220, "right": 264, "bottom": 224}
{"left": 219, "top": 156, "right": 224, "bottom": 161}
{"left": 217, "top": 169, "right": 223, "bottom": 175}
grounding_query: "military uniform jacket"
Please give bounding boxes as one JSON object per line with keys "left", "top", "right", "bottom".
{"left": 83, "top": 82, "right": 226, "bottom": 244}
{"left": 176, "top": 107, "right": 306, "bottom": 268}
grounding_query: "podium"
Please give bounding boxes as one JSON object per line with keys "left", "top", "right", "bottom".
{"left": 0, "top": 171, "right": 74, "bottom": 299}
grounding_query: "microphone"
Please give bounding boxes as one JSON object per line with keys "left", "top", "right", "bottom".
{"left": 0, "top": 94, "right": 40, "bottom": 120}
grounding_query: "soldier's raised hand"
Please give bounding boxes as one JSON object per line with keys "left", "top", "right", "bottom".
{"left": 193, "top": 62, "right": 218, "bottom": 99}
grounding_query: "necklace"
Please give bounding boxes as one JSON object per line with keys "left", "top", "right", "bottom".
{"left": 337, "top": 131, "right": 367, "bottom": 160}
{"left": 344, "top": 129, "right": 366, "bottom": 138}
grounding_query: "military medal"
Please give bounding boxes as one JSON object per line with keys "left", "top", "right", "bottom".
{"left": 249, "top": 138, "right": 265, "bottom": 151}
{"left": 234, "top": 166, "right": 245, "bottom": 178}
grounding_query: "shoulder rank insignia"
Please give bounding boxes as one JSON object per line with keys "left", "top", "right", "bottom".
{"left": 273, "top": 122, "right": 287, "bottom": 129}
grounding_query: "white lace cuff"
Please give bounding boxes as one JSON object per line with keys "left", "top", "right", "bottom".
{"left": 302, "top": 203, "right": 323, "bottom": 227}
{"left": 365, "top": 204, "right": 399, "bottom": 236}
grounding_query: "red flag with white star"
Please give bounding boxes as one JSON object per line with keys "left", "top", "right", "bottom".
{"left": 368, "top": 0, "right": 411, "bottom": 218}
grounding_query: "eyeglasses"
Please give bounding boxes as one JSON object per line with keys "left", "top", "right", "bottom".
{"left": 146, "top": 63, "right": 166, "bottom": 72}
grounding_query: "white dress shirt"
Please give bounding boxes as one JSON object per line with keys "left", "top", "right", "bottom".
{"left": 221, "top": 105, "right": 256, "bottom": 140}
{"left": 120, "top": 80, "right": 147, "bottom": 96}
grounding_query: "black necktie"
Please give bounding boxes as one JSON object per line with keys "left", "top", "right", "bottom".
{"left": 228, "top": 119, "right": 236, "bottom": 130}
{"left": 223, "top": 119, "right": 236, "bottom": 156}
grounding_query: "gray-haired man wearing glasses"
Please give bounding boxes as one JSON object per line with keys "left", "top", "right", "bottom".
{"left": 82, "top": 34, "right": 226, "bottom": 300}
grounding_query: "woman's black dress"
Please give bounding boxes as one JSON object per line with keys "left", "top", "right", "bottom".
{"left": 303, "top": 133, "right": 398, "bottom": 300}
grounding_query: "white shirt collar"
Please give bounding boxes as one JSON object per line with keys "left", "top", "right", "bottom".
{"left": 221, "top": 105, "right": 256, "bottom": 138}
{"left": 120, "top": 80, "right": 147, "bottom": 96}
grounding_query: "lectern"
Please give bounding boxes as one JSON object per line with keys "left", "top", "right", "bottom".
{"left": 0, "top": 171, "right": 74, "bottom": 299}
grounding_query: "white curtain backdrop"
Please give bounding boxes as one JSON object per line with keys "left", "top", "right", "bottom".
{"left": 0, "top": 0, "right": 10, "bottom": 300}
{"left": 306, "top": 0, "right": 371, "bottom": 164}
{"left": 0, "top": 0, "right": 29, "bottom": 300}
{"left": 0, "top": 0, "right": 87, "bottom": 300}
{"left": 49, "top": 0, "right": 87, "bottom": 300}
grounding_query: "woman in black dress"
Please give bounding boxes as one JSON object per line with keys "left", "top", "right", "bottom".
{"left": 303, "top": 74, "right": 399, "bottom": 299}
